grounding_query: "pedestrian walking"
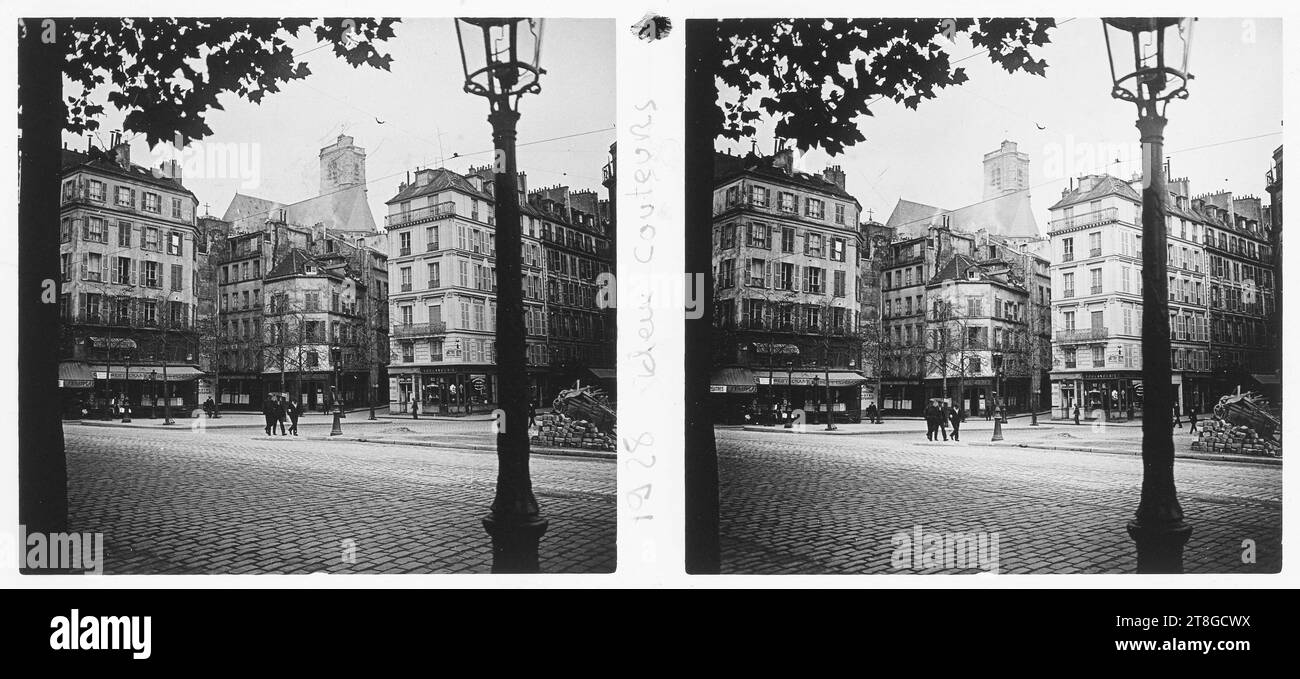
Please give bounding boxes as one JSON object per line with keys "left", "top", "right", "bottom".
{"left": 946, "top": 403, "right": 964, "bottom": 442}
{"left": 528, "top": 401, "right": 538, "bottom": 428}
{"left": 262, "top": 397, "right": 278, "bottom": 436}
{"left": 936, "top": 401, "right": 950, "bottom": 441}
{"left": 276, "top": 396, "right": 288, "bottom": 435}
{"left": 1172, "top": 404, "right": 1183, "bottom": 430}
{"left": 1073, "top": 403, "right": 1081, "bottom": 425}
{"left": 285, "top": 399, "right": 300, "bottom": 436}
{"left": 866, "top": 402, "right": 878, "bottom": 424}
{"left": 1189, "top": 408, "right": 1199, "bottom": 435}
{"left": 923, "top": 400, "right": 939, "bottom": 441}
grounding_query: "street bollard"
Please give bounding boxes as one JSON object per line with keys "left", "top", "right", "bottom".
{"left": 330, "top": 409, "right": 343, "bottom": 436}
{"left": 991, "top": 412, "right": 1004, "bottom": 442}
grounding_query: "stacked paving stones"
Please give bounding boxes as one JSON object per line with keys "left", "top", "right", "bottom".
{"left": 531, "top": 412, "right": 616, "bottom": 451}
{"left": 1189, "top": 418, "right": 1281, "bottom": 457}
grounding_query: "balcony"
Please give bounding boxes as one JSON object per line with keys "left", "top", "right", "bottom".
{"left": 399, "top": 247, "right": 411, "bottom": 256}
{"left": 385, "top": 201, "right": 457, "bottom": 228}
{"left": 1062, "top": 288, "right": 1075, "bottom": 298}
{"left": 399, "top": 283, "right": 412, "bottom": 292}
{"left": 1048, "top": 206, "right": 1119, "bottom": 233}
{"left": 426, "top": 242, "right": 439, "bottom": 252}
{"left": 1090, "top": 285, "right": 1102, "bottom": 295}
{"left": 602, "top": 160, "right": 615, "bottom": 184}
{"left": 391, "top": 322, "right": 447, "bottom": 338}
{"left": 1089, "top": 248, "right": 1102, "bottom": 258}
{"left": 1055, "top": 327, "right": 1108, "bottom": 343}
{"left": 1062, "top": 252, "right": 1074, "bottom": 262}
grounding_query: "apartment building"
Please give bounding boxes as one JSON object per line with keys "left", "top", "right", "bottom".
{"left": 57, "top": 138, "right": 202, "bottom": 416}
{"left": 708, "top": 147, "right": 866, "bottom": 424}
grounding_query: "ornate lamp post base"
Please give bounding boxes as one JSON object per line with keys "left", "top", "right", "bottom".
{"left": 1127, "top": 520, "right": 1193, "bottom": 573}
{"left": 482, "top": 514, "right": 549, "bottom": 573}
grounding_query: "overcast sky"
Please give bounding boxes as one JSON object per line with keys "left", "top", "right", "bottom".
{"left": 716, "top": 17, "right": 1283, "bottom": 231}
{"left": 63, "top": 18, "right": 615, "bottom": 225}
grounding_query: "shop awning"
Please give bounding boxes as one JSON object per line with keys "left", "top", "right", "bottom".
{"left": 710, "top": 367, "right": 756, "bottom": 393}
{"left": 759, "top": 370, "right": 869, "bottom": 387}
{"left": 95, "top": 365, "right": 204, "bottom": 381}
{"left": 752, "top": 343, "right": 800, "bottom": 355}
{"left": 58, "top": 361, "right": 95, "bottom": 389}
{"left": 585, "top": 367, "right": 618, "bottom": 380}
{"left": 1251, "top": 372, "right": 1281, "bottom": 385}
{"left": 87, "top": 336, "right": 138, "bottom": 350}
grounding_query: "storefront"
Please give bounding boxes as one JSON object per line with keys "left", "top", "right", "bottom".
{"left": 1051, "top": 370, "right": 1142, "bottom": 421}
{"left": 708, "top": 366, "right": 758, "bottom": 424}
{"left": 390, "top": 366, "right": 498, "bottom": 415}
{"left": 88, "top": 364, "right": 203, "bottom": 418}
{"left": 758, "top": 370, "right": 867, "bottom": 424}
{"left": 58, "top": 361, "right": 96, "bottom": 418}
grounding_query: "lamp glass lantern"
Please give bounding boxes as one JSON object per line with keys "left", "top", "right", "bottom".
{"left": 1102, "top": 18, "right": 1196, "bottom": 108}
{"left": 455, "top": 18, "right": 545, "bottom": 102}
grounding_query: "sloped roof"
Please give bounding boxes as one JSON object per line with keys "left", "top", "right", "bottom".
{"left": 386, "top": 167, "right": 493, "bottom": 204}
{"left": 223, "top": 193, "right": 282, "bottom": 225}
{"left": 888, "top": 193, "right": 1040, "bottom": 240}
{"left": 223, "top": 184, "right": 377, "bottom": 236}
{"left": 1048, "top": 175, "right": 1140, "bottom": 210}
{"left": 61, "top": 148, "right": 196, "bottom": 197}
{"left": 886, "top": 199, "right": 949, "bottom": 237}
{"left": 265, "top": 248, "right": 343, "bottom": 282}
{"left": 713, "top": 151, "right": 859, "bottom": 203}
{"left": 947, "top": 192, "right": 1040, "bottom": 239}
{"left": 928, "top": 253, "right": 979, "bottom": 285}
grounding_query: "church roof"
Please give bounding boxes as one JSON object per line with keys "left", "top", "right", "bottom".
{"left": 222, "top": 185, "right": 377, "bottom": 235}
{"left": 886, "top": 191, "right": 1040, "bottom": 240}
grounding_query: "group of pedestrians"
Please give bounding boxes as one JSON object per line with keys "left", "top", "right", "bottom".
{"left": 923, "top": 399, "right": 964, "bottom": 442}
{"left": 262, "top": 395, "right": 300, "bottom": 436}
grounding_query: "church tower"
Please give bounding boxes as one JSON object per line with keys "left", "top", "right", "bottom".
{"left": 983, "top": 140, "right": 1030, "bottom": 200}
{"left": 319, "top": 134, "right": 367, "bottom": 196}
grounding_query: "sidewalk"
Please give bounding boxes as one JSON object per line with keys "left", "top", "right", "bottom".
{"left": 964, "top": 440, "right": 1282, "bottom": 467}
{"left": 75, "top": 406, "right": 498, "bottom": 429}
{"left": 318, "top": 433, "right": 616, "bottom": 461}
{"left": 737, "top": 413, "right": 1057, "bottom": 436}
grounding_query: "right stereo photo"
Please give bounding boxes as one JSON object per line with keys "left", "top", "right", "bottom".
{"left": 685, "top": 18, "right": 1282, "bottom": 575}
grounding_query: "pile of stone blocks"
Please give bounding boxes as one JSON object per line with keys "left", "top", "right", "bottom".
{"left": 1189, "top": 418, "right": 1281, "bottom": 457}
{"left": 530, "top": 412, "right": 616, "bottom": 451}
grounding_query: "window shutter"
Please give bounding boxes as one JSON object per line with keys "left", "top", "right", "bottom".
{"left": 82, "top": 218, "right": 90, "bottom": 240}
{"left": 792, "top": 264, "right": 801, "bottom": 292}
{"left": 744, "top": 259, "right": 752, "bottom": 286}
{"left": 763, "top": 261, "right": 772, "bottom": 289}
{"left": 78, "top": 293, "right": 86, "bottom": 320}
{"left": 764, "top": 188, "right": 771, "bottom": 206}
{"left": 764, "top": 223, "right": 773, "bottom": 250}
{"left": 80, "top": 254, "right": 88, "bottom": 280}
{"left": 801, "top": 265, "right": 809, "bottom": 291}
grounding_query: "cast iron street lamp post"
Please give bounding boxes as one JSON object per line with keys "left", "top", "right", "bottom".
{"left": 457, "top": 17, "right": 548, "bottom": 573}
{"left": 1103, "top": 17, "right": 1196, "bottom": 573}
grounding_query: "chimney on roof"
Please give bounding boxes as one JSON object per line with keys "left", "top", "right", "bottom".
{"left": 772, "top": 140, "right": 794, "bottom": 175}
{"left": 821, "top": 165, "right": 847, "bottom": 191}
{"left": 109, "top": 131, "right": 131, "bottom": 169}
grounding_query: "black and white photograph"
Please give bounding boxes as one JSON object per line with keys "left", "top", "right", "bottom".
{"left": 685, "top": 17, "right": 1282, "bottom": 574}
{"left": 17, "top": 16, "right": 616, "bottom": 574}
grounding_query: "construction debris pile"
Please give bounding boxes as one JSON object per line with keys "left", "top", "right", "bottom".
{"left": 530, "top": 385, "right": 616, "bottom": 451}
{"left": 1190, "top": 418, "right": 1282, "bottom": 458}
{"left": 530, "top": 411, "right": 616, "bottom": 451}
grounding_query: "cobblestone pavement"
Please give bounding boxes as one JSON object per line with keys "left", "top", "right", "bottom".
{"left": 65, "top": 424, "right": 615, "bottom": 574}
{"left": 717, "top": 428, "right": 1281, "bottom": 575}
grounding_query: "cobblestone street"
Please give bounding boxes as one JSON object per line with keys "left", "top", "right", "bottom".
{"left": 717, "top": 427, "right": 1281, "bottom": 575}
{"left": 65, "top": 422, "right": 615, "bottom": 574}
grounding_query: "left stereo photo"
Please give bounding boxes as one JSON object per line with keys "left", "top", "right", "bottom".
{"left": 16, "top": 17, "right": 617, "bottom": 575}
